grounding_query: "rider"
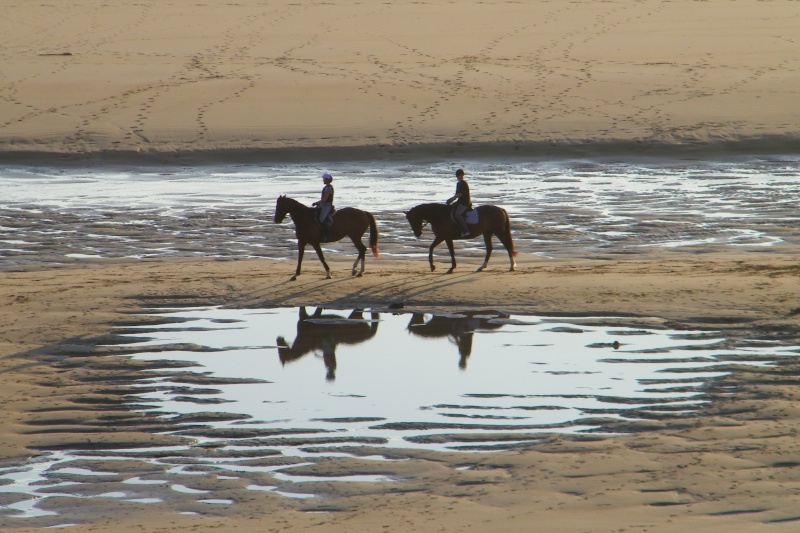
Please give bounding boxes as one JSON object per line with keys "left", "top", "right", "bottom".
{"left": 311, "top": 173, "right": 334, "bottom": 239}
{"left": 445, "top": 168, "right": 471, "bottom": 237}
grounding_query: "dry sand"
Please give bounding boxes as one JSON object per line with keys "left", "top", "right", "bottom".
{"left": 1, "top": 0, "right": 799, "bottom": 160}
{"left": 3, "top": 0, "right": 800, "bottom": 531}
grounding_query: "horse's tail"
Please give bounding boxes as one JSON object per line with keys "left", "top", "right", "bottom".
{"left": 503, "top": 208, "right": 518, "bottom": 257}
{"left": 368, "top": 211, "right": 380, "bottom": 258}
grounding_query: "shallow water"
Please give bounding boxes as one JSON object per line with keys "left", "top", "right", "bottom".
{"left": 2, "top": 156, "right": 800, "bottom": 266}
{"left": 126, "top": 307, "right": 718, "bottom": 439}
{"left": 2, "top": 305, "right": 798, "bottom": 523}
{"left": 118, "top": 306, "right": 794, "bottom": 443}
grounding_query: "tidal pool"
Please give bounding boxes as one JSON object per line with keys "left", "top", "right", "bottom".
{"left": 1, "top": 306, "right": 793, "bottom": 523}
{"left": 124, "top": 306, "right": 742, "bottom": 444}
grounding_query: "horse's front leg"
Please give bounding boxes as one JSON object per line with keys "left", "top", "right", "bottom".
{"left": 291, "top": 242, "right": 306, "bottom": 281}
{"left": 428, "top": 237, "right": 444, "bottom": 272}
{"left": 445, "top": 239, "right": 457, "bottom": 274}
{"left": 312, "top": 242, "right": 332, "bottom": 279}
{"left": 477, "top": 233, "right": 494, "bottom": 272}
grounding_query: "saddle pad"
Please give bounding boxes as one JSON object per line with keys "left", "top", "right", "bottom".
{"left": 465, "top": 209, "right": 479, "bottom": 224}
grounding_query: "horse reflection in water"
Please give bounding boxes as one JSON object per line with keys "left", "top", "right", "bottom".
{"left": 407, "top": 311, "right": 509, "bottom": 369}
{"left": 276, "top": 307, "right": 379, "bottom": 381}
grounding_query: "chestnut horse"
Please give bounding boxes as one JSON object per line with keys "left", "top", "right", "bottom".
{"left": 405, "top": 203, "right": 517, "bottom": 273}
{"left": 274, "top": 195, "right": 379, "bottom": 281}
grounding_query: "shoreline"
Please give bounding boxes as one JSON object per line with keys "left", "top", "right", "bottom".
{"left": 2, "top": 137, "right": 799, "bottom": 167}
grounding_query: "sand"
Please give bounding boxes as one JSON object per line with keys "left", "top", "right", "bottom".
{"left": 3, "top": 254, "right": 800, "bottom": 532}
{"left": 1, "top": 0, "right": 799, "bottom": 161}
{"left": 3, "top": 0, "right": 800, "bottom": 531}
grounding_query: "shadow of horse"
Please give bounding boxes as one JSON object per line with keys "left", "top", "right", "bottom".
{"left": 406, "top": 311, "right": 510, "bottom": 369}
{"left": 276, "top": 307, "right": 380, "bottom": 381}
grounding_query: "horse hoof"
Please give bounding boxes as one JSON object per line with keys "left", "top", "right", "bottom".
{"left": 476, "top": 266, "right": 485, "bottom": 272}
{"left": 351, "top": 270, "right": 357, "bottom": 276}
{"left": 356, "top": 272, "right": 363, "bottom": 278}
{"left": 290, "top": 275, "right": 297, "bottom": 281}
{"left": 326, "top": 273, "right": 332, "bottom": 280}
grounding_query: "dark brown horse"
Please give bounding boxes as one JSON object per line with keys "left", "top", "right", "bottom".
{"left": 277, "top": 307, "right": 380, "bottom": 381}
{"left": 274, "top": 195, "right": 379, "bottom": 281}
{"left": 405, "top": 203, "right": 517, "bottom": 273}
{"left": 406, "top": 311, "right": 510, "bottom": 369}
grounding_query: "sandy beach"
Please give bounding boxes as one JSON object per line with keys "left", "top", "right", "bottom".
{"left": 2, "top": 0, "right": 799, "bottom": 161}
{"left": 2, "top": 254, "right": 800, "bottom": 532}
{"left": 3, "top": 0, "right": 800, "bottom": 531}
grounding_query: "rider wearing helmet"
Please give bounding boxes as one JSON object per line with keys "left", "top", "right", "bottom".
{"left": 312, "top": 173, "right": 335, "bottom": 239}
{"left": 445, "top": 168, "right": 471, "bottom": 237}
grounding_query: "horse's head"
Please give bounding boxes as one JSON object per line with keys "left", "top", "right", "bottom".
{"left": 274, "top": 195, "right": 288, "bottom": 223}
{"left": 405, "top": 208, "right": 424, "bottom": 238}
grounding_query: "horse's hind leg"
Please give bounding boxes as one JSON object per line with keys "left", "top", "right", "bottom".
{"left": 312, "top": 243, "right": 332, "bottom": 279}
{"left": 350, "top": 236, "right": 367, "bottom": 277}
{"left": 497, "top": 232, "right": 517, "bottom": 271}
{"left": 477, "top": 233, "right": 494, "bottom": 272}
{"left": 350, "top": 251, "right": 366, "bottom": 277}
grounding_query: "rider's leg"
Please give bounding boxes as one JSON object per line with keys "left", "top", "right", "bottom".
{"left": 319, "top": 204, "right": 332, "bottom": 239}
{"left": 455, "top": 204, "right": 469, "bottom": 235}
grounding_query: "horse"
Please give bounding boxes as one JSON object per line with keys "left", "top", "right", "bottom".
{"left": 406, "top": 311, "right": 510, "bottom": 369}
{"left": 277, "top": 307, "right": 380, "bottom": 381}
{"left": 274, "top": 195, "right": 379, "bottom": 281}
{"left": 404, "top": 203, "right": 517, "bottom": 273}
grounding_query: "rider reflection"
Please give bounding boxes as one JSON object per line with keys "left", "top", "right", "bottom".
{"left": 276, "top": 307, "right": 379, "bottom": 381}
{"left": 406, "top": 311, "right": 509, "bottom": 369}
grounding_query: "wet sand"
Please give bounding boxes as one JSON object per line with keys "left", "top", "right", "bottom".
{"left": 3, "top": 250, "right": 800, "bottom": 531}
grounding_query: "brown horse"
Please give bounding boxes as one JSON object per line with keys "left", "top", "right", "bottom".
{"left": 277, "top": 307, "right": 380, "bottom": 381}
{"left": 405, "top": 203, "right": 517, "bottom": 273}
{"left": 274, "top": 195, "right": 379, "bottom": 281}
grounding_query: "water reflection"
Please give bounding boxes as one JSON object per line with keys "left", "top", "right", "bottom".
{"left": 277, "top": 307, "right": 380, "bottom": 381}
{"left": 2, "top": 305, "right": 799, "bottom": 525}
{"left": 121, "top": 306, "right": 774, "bottom": 438}
{"left": 406, "top": 312, "right": 509, "bottom": 369}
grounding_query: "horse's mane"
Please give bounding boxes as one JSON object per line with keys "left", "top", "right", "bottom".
{"left": 410, "top": 202, "right": 449, "bottom": 220}
{"left": 280, "top": 195, "right": 309, "bottom": 209}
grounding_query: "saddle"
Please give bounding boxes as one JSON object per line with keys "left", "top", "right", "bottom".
{"left": 449, "top": 206, "right": 479, "bottom": 224}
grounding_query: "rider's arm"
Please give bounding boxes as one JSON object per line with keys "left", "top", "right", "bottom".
{"left": 314, "top": 188, "right": 331, "bottom": 206}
